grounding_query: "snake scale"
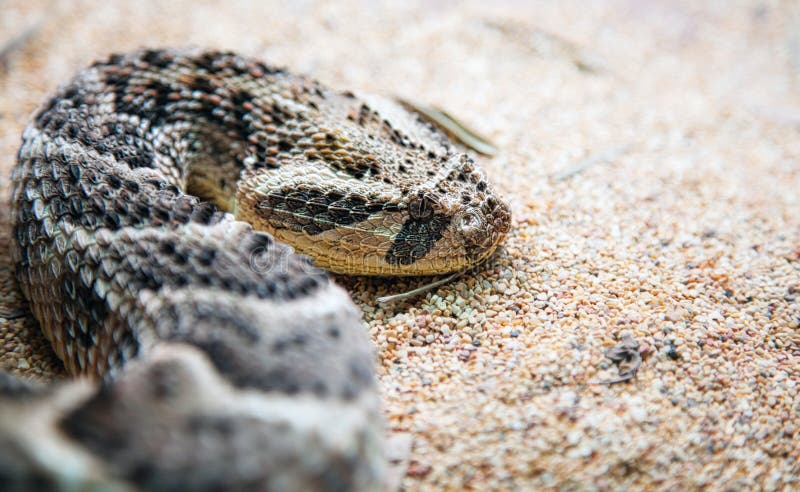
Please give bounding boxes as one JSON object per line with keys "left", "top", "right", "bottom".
{"left": 1, "top": 48, "right": 511, "bottom": 491}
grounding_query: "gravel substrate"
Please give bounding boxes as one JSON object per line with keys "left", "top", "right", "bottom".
{"left": 1, "top": 1, "right": 798, "bottom": 490}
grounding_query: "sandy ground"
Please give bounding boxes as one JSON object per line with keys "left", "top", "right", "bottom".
{"left": 1, "top": 0, "right": 798, "bottom": 490}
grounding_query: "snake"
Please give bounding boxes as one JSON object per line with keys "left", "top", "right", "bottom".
{"left": 1, "top": 48, "right": 511, "bottom": 491}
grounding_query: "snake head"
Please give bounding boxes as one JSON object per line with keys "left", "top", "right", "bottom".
{"left": 384, "top": 153, "right": 511, "bottom": 274}
{"left": 237, "top": 149, "right": 510, "bottom": 276}
{"left": 235, "top": 94, "right": 511, "bottom": 276}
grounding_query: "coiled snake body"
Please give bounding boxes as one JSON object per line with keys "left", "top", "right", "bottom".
{"left": 1, "top": 49, "right": 511, "bottom": 491}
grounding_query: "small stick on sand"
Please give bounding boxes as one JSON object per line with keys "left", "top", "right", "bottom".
{"left": 377, "top": 269, "right": 469, "bottom": 304}
{"left": 0, "top": 23, "right": 42, "bottom": 74}
{"left": 551, "top": 145, "right": 630, "bottom": 182}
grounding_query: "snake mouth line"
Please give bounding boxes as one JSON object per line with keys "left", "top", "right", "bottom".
{"left": 240, "top": 205, "right": 508, "bottom": 277}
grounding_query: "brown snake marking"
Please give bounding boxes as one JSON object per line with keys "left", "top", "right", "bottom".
{"left": 1, "top": 48, "right": 511, "bottom": 491}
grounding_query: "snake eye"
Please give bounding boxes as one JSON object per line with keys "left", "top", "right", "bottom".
{"left": 408, "top": 193, "right": 434, "bottom": 220}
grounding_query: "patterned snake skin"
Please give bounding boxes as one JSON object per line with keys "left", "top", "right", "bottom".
{"left": 1, "top": 49, "right": 511, "bottom": 491}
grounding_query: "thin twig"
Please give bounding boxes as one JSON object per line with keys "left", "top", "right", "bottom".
{"left": 0, "top": 22, "right": 41, "bottom": 74}
{"left": 551, "top": 145, "right": 630, "bottom": 182}
{"left": 397, "top": 97, "right": 499, "bottom": 156}
{"left": 376, "top": 269, "right": 468, "bottom": 304}
{"left": 483, "top": 19, "right": 608, "bottom": 74}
